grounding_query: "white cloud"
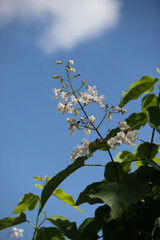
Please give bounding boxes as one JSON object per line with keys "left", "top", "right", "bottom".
{"left": 0, "top": 0, "right": 122, "bottom": 54}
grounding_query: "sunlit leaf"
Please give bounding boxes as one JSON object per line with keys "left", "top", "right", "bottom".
{"left": 53, "top": 189, "right": 84, "bottom": 213}
{"left": 0, "top": 213, "right": 26, "bottom": 231}
{"left": 141, "top": 94, "right": 159, "bottom": 114}
{"left": 47, "top": 215, "right": 77, "bottom": 240}
{"left": 119, "top": 76, "right": 158, "bottom": 107}
{"left": 156, "top": 67, "right": 160, "bottom": 74}
{"left": 13, "top": 193, "right": 39, "bottom": 214}
{"left": 153, "top": 157, "right": 160, "bottom": 164}
{"left": 146, "top": 106, "right": 160, "bottom": 134}
{"left": 32, "top": 176, "right": 44, "bottom": 181}
{"left": 35, "top": 184, "right": 43, "bottom": 190}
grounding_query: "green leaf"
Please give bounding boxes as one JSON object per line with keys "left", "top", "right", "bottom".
{"left": 13, "top": 193, "right": 39, "bottom": 214}
{"left": 122, "top": 166, "right": 160, "bottom": 199}
{"left": 33, "top": 227, "right": 65, "bottom": 240}
{"left": 35, "top": 184, "right": 43, "bottom": 190}
{"left": 76, "top": 182, "right": 104, "bottom": 206}
{"left": 53, "top": 189, "right": 84, "bottom": 213}
{"left": 119, "top": 76, "right": 158, "bottom": 107}
{"left": 136, "top": 142, "right": 160, "bottom": 170}
{"left": 125, "top": 112, "right": 147, "bottom": 129}
{"left": 77, "top": 205, "right": 111, "bottom": 240}
{"left": 137, "top": 142, "right": 159, "bottom": 160}
{"left": 47, "top": 216, "right": 77, "bottom": 240}
{"left": 33, "top": 176, "right": 44, "bottom": 181}
{"left": 77, "top": 218, "right": 100, "bottom": 240}
{"left": 0, "top": 213, "right": 26, "bottom": 231}
{"left": 89, "top": 182, "right": 136, "bottom": 219}
{"left": 39, "top": 157, "right": 86, "bottom": 214}
{"left": 153, "top": 157, "right": 160, "bottom": 164}
{"left": 141, "top": 94, "right": 159, "bottom": 114}
{"left": 156, "top": 67, "right": 160, "bottom": 74}
{"left": 146, "top": 106, "right": 160, "bottom": 133}
{"left": 103, "top": 220, "right": 129, "bottom": 240}
{"left": 104, "top": 151, "right": 132, "bottom": 183}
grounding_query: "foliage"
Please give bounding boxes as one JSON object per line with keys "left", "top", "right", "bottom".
{"left": 1, "top": 62, "right": 160, "bottom": 240}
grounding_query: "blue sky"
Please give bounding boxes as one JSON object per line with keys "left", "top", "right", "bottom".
{"left": 0, "top": 0, "right": 160, "bottom": 239}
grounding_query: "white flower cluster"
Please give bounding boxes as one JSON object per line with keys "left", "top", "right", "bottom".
{"left": 69, "top": 138, "right": 91, "bottom": 161}
{"left": 107, "top": 121, "right": 138, "bottom": 149}
{"left": 78, "top": 85, "right": 105, "bottom": 108}
{"left": 9, "top": 227, "right": 24, "bottom": 239}
{"left": 52, "top": 60, "right": 106, "bottom": 136}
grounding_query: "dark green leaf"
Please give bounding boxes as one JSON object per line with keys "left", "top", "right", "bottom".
{"left": 33, "top": 227, "right": 65, "bottom": 240}
{"left": 89, "top": 182, "right": 136, "bottom": 219}
{"left": 104, "top": 151, "right": 132, "bottom": 182}
{"left": 53, "top": 189, "right": 84, "bottom": 213}
{"left": 76, "top": 182, "right": 104, "bottom": 206}
{"left": 39, "top": 157, "right": 86, "bottom": 214}
{"left": 141, "top": 94, "right": 159, "bottom": 114}
{"left": 13, "top": 193, "right": 39, "bottom": 214}
{"left": 137, "top": 142, "right": 159, "bottom": 160}
{"left": 119, "top": 76, "right": 158, "bottom": 107}
{"left": 136, "top": 142, "right": 160, "bottom": 170}
{"left": 47, "top": 216, "right": 77, "bottom": 240}
{"left": 125, "top": 112, "right": 147, "bottom": 129}
{"left": 0, "top": 213, "right": 26, "bottom": 231}
{"left": 77, "top": 218, "right": 100, "bottom": 240}
{"left": 146, "top": 106, "right": 160, "bottom": 133}
{"left": 122, "top": 166, "right": 160, "bottom": 199}
{"left": 103, "top": 220, "right": 130, "bottom": 240}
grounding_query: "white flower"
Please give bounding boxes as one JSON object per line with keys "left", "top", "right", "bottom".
{"left": 71, "top": 95, "right": 77, "bottom": 105}
{"left": 118, "top": 121, "right": 129, "bottom": 131}
{"left": 10, "top": 227, "right": 24, "bottom": 239}
{"left": 88, "top": 115, "right": 95, "bottom": 123}
{"left": 56, "top": 61, "right": 62, "bottom": 65}
{"left": 66, "top": 102, "right": 74, "bottom": 113}
{"left": 94, "top": 95, "right": 105, "bottom": 108}
{"left": 78, "top": 92, "right": 91, "bottom": 105}
{"left": 121, "top": 109, "right": 127, "bottom": 114}
{"left": 106, "top": 113, "right": 112, "bottom": 122}
{"left": 70, "top": 68, "right": 76, "bottom": 73}
{"left": 116, "top": 131, "right": 126, "bottom": 144}
{"left": 115, "top": 106, "right": 121, "bottom": 112}
{"left": 69, "top": 138, "right": 91, "bottom": 161}
{"left": 87, "top": 85, "right": 97, "bottom": 98}
{"left": 126, "top": 130, "right": 138, "bottom": 145}
{"left": 68, "top": 125, "right": 76, "bottom": 135}
{"left": 17, "top": 229, "right": 24, "bottom": 237}
{"left": 66, "top": 118, "right": 73, "bottom": 123}
{"left": 84, "top": 128, "right": 91, "bottom": 136}
{"left": 60, "top": 91, "right": 69, "bottom": 102}
{"left": 56, "top": 103, "right": 66, "bottom": 114}
{"left": 107, "top": 137, "right": 117, "bottom": 149}
{"left": 68, "top": 60, "right": 74, "bottom": 65}
{"left": 52, "top": 88, "right": 62, "bottom": 99}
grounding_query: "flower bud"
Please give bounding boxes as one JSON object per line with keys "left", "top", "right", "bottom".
{"left": 53, "top": 75, "right": 59, "bottom": 79}
{"left": 56, "top": 61, "right": 62, "bottom": 65}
